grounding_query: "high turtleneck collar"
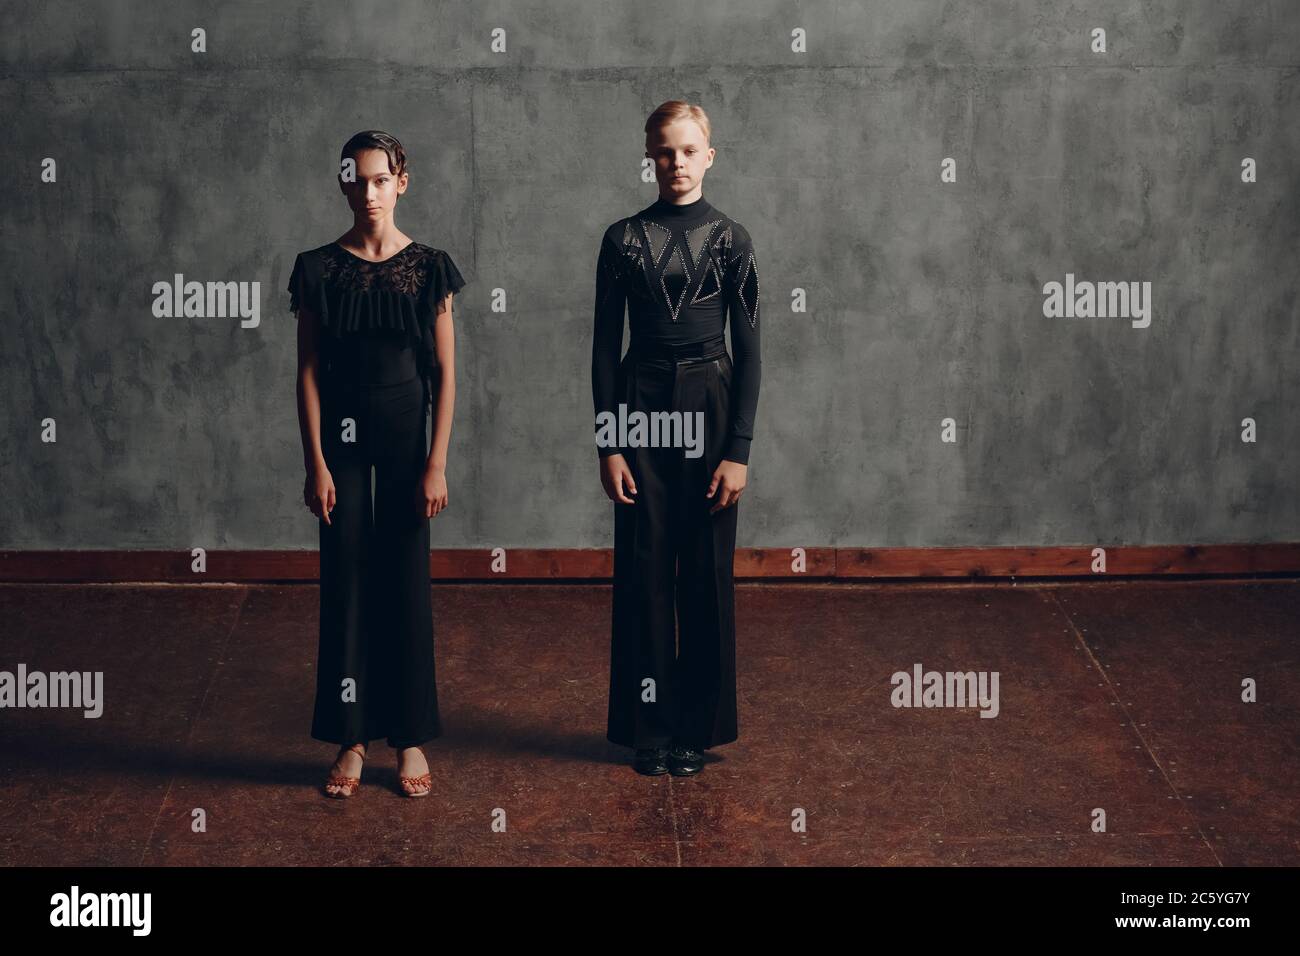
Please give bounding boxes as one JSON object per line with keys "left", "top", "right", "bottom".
{"left": 647, "top": 193, "right": 712, "bottom": 220}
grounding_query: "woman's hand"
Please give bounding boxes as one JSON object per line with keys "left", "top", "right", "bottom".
{"left": 707, "top": 459, "right": 747, "bottom": 513}
{"left": 305, "top": 463, "right": 336, "bottom": 525}
{"left": 421, "top": 466, "right": 449, "bottom": 518}
{"left": 599, "top": 453, "right": 638, "bottom": 505}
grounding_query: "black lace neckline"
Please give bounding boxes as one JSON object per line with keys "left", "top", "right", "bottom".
{"left": 331, "top": 240, "right": 418, "bottom": 265}
{"left": 319, "top": 241, "right": 433, "bottom": 297}
{"left": 290, "top": 239, "right": 465, "bottom": 345}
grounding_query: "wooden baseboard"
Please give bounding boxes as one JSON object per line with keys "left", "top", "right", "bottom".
{"left": 1, "top": 544, "right": 1297, "bottom": 582}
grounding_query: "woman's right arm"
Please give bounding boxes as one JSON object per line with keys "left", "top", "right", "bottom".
{"left": 296, "top": 307, "right": 334, "bottom": 524}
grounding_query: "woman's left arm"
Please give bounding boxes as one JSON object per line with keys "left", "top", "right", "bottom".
{"left": 422, "top": 292, "right": 456, "bottom": 517}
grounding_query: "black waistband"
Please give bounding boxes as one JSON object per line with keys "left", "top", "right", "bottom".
{"left": 324, "top": 365, "right": 422, "bottom": 389}
{"left": 625, "top": 335, "right": 727, "bottom": 363}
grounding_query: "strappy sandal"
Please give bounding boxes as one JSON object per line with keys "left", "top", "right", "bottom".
{"left": 323, "top": 743, "right": 367, "bottom": 798}
{"left": 398, "top": 748, "right": 432, "bottom": 798}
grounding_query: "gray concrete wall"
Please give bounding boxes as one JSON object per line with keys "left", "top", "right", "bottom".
{"left": 2, "top": 1, "right": 1297, "bottom": 549}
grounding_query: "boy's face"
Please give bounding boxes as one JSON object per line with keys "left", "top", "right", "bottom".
{"left": 646, "top": 118, "right": 714, "bottom": 199}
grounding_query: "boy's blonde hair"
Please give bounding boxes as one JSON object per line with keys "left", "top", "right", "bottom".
{"left": 644, "top": 100, "right": 712, "bottom": 144}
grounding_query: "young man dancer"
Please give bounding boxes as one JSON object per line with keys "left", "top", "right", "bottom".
{"left": 591, "top": 100, "right": 762, "bottom": 776}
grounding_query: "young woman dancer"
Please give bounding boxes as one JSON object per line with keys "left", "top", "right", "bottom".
{"left": 592, "top": 101, "right": 762, "bottom": 776}
{"left": 290, "top": 130, "right": 465, "bottom": 798}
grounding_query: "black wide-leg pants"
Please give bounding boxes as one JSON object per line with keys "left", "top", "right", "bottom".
{"left": 312, "top": 373, "right": 441, "bottom": 749}
{"left": 606, "top": 344, "right": 739, "bottom": 751}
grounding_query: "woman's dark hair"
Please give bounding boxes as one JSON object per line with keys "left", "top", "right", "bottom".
{"left": 339, "top": 130, "right": 407, "bottom": 178}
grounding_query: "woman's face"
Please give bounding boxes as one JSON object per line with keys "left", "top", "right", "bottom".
{"left": 338, "top": 148, "right": 408, "bottom": 222}
{"left": 646, "top": 118, "right": 714, "bottom": 199}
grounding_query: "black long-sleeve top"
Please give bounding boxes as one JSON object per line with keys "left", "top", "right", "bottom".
{"left": 591, "top": 194, "right": 761, "bottom": 464}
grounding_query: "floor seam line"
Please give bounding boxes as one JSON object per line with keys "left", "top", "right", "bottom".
{"left": 667, "top": 777, "right": 682, "bottom": 866}
{"left": 1046, "top": 589, "right": 1223, "bottom": 866}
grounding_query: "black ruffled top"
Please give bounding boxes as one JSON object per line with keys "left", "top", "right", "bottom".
{"left": 287, "top": 241, "right": 466, "bottom": 402}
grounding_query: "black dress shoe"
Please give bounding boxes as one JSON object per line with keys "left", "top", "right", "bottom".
{"left": 633, "top": 747, "right": 670, "bottom": 775}
{"left": 667, "top": 743, "right": 704, "bottom": 776}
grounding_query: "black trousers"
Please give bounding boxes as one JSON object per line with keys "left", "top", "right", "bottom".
{"left": 606, "top": 341, "right": 739, "bottom": 751}
{"left": 312, "top": 372, "right": 441, "bottom": 749}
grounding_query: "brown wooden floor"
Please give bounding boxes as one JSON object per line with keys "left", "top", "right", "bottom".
{"left": 0, "top": 579, "right": 1296, "bottom": 866}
